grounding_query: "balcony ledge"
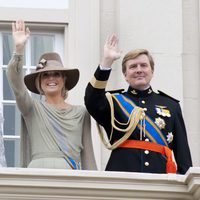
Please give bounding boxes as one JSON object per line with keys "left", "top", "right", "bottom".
{"left": 0, "top": 167, "right": 199, "bottom": 199}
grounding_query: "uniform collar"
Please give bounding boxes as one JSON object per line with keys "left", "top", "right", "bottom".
{"left": 127, "top": 86, "right": 153, "bottom": 97}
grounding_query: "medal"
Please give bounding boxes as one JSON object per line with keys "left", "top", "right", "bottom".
{"left": 155, "top": 117, "right": 166, "bottom": 129}
{"left": 167, "top": 132, "right": 173, "bottom": 143}
{"left": 155, "top": 105, "right": 171, "bottom": 117}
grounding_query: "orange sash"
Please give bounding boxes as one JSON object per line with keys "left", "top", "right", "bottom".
{"left": 118, "top": 140, "right": 176, "bottom": 173}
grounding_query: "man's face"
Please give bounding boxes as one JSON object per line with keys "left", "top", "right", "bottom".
{"left": 123, "top": 54, "right": 153, "bottom": 90}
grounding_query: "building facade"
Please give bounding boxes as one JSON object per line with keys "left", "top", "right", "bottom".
{"left": 0, "top": 0, "right": 200, "bottom": 198}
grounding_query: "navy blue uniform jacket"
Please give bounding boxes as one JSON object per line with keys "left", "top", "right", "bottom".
{"left": 84, "top": 66, "right": 192, "bottom": 174}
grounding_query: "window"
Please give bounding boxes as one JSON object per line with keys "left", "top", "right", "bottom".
{"left": 0, "top": 29, "right": 64, "bottom": 167}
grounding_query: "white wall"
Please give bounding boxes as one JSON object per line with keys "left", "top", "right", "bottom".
{"left": 118, "top": 0, "right": 183, "bottom": 101}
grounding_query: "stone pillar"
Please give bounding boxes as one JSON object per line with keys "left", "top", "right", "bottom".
{"left": 182, "top": 0, "right": 200, "bottom": 166}
{"left": 99, "top": 0, "right": 119, "bottom": 169}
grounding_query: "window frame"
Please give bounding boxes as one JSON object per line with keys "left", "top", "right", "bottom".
{"left": 0, "top": 22, "right": 66, "bottom": 167}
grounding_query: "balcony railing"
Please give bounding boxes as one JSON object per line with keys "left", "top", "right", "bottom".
{"left": 0, "top": 167, "right": 200, "bottom": 199}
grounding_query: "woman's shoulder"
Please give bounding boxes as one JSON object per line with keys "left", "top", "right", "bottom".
{"left": 71, "top": 105, "right": 90, "bottom": 117}
{"left": 72, "top": 104, "right": 87, "bottom": 112}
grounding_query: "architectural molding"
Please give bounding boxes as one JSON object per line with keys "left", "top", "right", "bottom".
{"left": 0, "top": 7, "right": 68, "bottom": 23}
{"left": 0, "top": 167, "right": 199, "bottom": 199}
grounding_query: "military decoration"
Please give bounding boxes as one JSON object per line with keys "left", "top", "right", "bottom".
{"left": 167, "top": 132, "right": 173, "bottom": 143}
{"left": 148, "top": 88, "right": 152, "bottom": 94}
{"left": 155, "top": 105, "right": 171, "bottom": 117}
{"left": 131, "top": 89, "right": 137, "bottom": 95}
{"left": 155, "top": 117, "right": 166, "bottom": 129}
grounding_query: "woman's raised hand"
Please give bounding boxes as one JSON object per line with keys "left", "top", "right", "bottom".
{"left": 12, "top": 20, "right": 31, "bottom": 54}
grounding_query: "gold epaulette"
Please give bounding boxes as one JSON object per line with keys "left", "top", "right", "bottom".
{"left": 106, "top": 89, "right": 125, "bottom": 94}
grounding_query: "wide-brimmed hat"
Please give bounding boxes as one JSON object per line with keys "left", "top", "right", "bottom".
{"left": 24, "top": 52, "right": 79, "bottom": 94}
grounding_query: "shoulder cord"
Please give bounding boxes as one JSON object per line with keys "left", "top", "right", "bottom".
{"left": 96, "top": 92, "right": 145, "bottom": 150}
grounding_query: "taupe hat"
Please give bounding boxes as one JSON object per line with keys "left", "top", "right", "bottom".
{"left": 24, "top": 52, "right": 79, "bottom": 94}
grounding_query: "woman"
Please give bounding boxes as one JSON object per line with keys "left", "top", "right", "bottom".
{"left": 6, "top": 20, "right": 96, "bottom": 170}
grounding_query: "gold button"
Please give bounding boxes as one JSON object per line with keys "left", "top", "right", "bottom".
{"left": 141, "top": 100, "right": 145, "bottom": 104}
{"left": 144, "top": 162, "right": 149, "bottom": 166}
{"left": 144, "top": 150, "right": 149, "bottom": 154}
{"left": 143, "top": 108, "right": 147, "bottom": 111}
{"left": 145, "top": 138, "right": 149, "bottom": 142}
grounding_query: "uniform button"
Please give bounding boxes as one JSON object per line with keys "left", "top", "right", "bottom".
{"left": 143, "top": 108, "right": 147, "bottom": 111}
{"left": 144, "top": 150, "right": 149, "bottom": 154}
{"left": 141, "top": 100, "right": 145, "bottom": 104}
{"left": 145, "top": 138, "right": 149, "bottom": 142}
{"left": 144, "top": 162, "right": 149, "bottom": 166}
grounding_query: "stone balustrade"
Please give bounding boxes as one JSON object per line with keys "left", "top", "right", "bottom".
{"left": 0, "top": 167, "right": 199, "bottom": 199}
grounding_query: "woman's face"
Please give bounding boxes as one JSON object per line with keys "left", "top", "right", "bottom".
{"left": 40, "top": 71, "right": 65, "bottom": 97}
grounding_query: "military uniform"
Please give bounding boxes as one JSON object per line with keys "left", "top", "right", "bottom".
{"left": 84, "top": 66, "right": 192, "bottom": 174}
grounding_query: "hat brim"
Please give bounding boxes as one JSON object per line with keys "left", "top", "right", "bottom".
{"left": 24, "top": 68, "right": 79, "bottom": 94}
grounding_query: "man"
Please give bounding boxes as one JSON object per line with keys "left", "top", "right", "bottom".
{"left": 84, "top": 34, "right": 192, "bottom": 174}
